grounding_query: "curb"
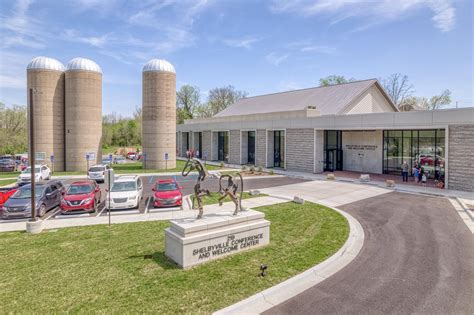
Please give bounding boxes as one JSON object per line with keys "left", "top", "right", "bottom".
{"left": 214, "top": 204, "right": 364, "bottom": 315}
{"left": 455, "top": 197, "right": 474, "bottom": 221}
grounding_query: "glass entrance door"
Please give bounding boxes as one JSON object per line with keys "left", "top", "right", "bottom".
{"left": 218, "top": 131, "right": 228, "bottom": 162}
{"left": 324, "top": 130, "right": 343, "bottom": 171}
{"left": 248, "top": 131, "right": 255, "bottom": 165}
{"left": 274, "top": 131, "right": 285, "bottom": 168}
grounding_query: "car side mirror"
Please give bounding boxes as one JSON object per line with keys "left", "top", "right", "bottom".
{"left": 95, "top": 187, "right": 100, "bottom": 192}
{"left": 152, "top": 188, "right": 155, "bottom": 192}
{"left": 61, "top": 191, "right": 65, "bottom": 195}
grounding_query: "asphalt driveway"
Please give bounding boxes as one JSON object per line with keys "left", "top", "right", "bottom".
{"left": 266, "top": 192, "right": 474, "bottom": 314}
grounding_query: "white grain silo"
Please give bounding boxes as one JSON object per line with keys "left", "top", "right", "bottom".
{"left": 142, "top": 59, "right": 176, "bottom": 169}
{"left": 65, "top": 58, "right": 102, "bottom": 171}
{"left": 27, "top": 57, "right": 66, "bottom": 171}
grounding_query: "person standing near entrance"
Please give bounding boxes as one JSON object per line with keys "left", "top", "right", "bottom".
{"left": 401, "top": 161, "right": 409, "bottom": 182}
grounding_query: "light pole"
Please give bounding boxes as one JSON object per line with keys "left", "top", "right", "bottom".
{"left": 29, "top": 88, "right": 37, "bottom": 222}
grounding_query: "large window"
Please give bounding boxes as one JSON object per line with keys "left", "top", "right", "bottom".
{"left": 274, "top": 131, "right": 285, "bottom": 168}
{"left": 383, "top": 129, "right": 445, "bottom": 180}
{"left": 248, "top": 131, "right": 255, "bottom": 165}
{"left": 217, "top": 131, "right": 229, "bottom": 162}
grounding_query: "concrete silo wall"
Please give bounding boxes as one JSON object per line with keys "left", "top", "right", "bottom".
{"left": 65, "top": 71, "right": 102, "bottom": 171}
{"left": 27, "top": 69, "right": 65, "bottom": 171}
{"left": 142, "top": 71, "right": 176, "bottom": 169}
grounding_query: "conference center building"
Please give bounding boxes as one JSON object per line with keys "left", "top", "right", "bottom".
{"left": 176, "top": 79, "right": 474, "bottom": 192}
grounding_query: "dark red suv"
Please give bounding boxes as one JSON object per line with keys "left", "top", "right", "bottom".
{"left": 60, "top": 180, "right": 101, "bottom": 214}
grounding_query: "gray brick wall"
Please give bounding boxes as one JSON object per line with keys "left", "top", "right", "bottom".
{"left": 256, "top": 129, "right": 266, "bottom": 167}
{"left": 448, "top": 125, "right": 474, "bottom": 192}
{"left": 202, "top": 131, "right": 211, "bottom": 161}
{"left": 229, "top": 130, "right": 241, "bottom": 164}
{"left": 286, "top": 128, "right": 314, "bottom": 172}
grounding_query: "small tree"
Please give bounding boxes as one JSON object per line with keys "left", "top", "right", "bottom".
{"left": 319, "top": 75, "right": 355, "bottom": 87}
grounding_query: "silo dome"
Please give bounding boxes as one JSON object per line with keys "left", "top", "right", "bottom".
{"left": 143, "top": 59, "right": 175, "bottom": 73}
{"left": 66, "top": 57, "right": 102, "bottom": 73}
{"left": 27, "top": 56, "right": 65, "bottom": 72}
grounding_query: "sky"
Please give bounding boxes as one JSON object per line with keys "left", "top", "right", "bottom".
{"left": 0, "top": 0, "right": 472, "bottom": 116}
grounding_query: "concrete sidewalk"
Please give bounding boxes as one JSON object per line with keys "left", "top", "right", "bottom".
{"left": 0, "top": 196, "right": 288, "bottom": 233}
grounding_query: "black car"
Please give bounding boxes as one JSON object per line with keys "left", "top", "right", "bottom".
{"left": 0, "top": 159, "right": 16, "bottom": 172}
{"left": 1, "top": 180, "right": 65, "bottom": 219}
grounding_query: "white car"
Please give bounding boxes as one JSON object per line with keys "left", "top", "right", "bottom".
{"left": 17, "top": 164, "right": 51, "bottom": 185}
{"left": 105, "top": 175, "right": 143, "bottom": 210}
{"left": 87, "top": 164, "right": 112, "bottom": 182}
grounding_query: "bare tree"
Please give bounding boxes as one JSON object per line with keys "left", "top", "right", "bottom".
{"left": 319, "top": 75, "right": 355, "bottom": 86}
{"left": 398, "top": 90, "right": 452, "bottom": 111}
{"left": 0, "top": 104, "right": 28, "bottom": 154}
{"left": 205, "top": 85, "right": 248, "bottom": 116}
{"left": 382, "top": 73, "right": 414, "bottom": 107}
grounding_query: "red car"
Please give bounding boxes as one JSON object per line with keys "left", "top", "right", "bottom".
{"left": 0, "top": 187, "right": 18, "bottom": 207}
{"left": 152, "top": 179, "right": 183, "bottom": 208}
{"left": 60, "top": 180, "right": 101, "bottom": 214}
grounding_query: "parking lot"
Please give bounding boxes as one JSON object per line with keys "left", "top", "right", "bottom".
{"left": 0, "top": 174, "right": 307, "bottom": 223}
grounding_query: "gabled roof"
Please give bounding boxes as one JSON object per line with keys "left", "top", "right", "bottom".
{"left": 214, "top": 79, "right": 397, "bottom": 117}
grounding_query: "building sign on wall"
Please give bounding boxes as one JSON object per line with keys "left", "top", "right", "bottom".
{"left": 345, "top": 144, "right": 378, "bottom": 151}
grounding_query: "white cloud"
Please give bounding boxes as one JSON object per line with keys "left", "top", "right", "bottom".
{"left": 62, "top": 29, "right": 112, "bottom": 48}
{"left": 265, "top": 52, "right": 289, "bottom": 66}
{"left": 279, "top": 80, "right": 302, "bottom": 91}
{"left": 270, "top": 0, "right": 455, "bottom": 33}
{"left": 223, "top": 37, "right": 261, "bottom": 49}
{"left": 0, "top": 0, "right": 46, "bottom": 49}
{"left": 300, "top": 45, "right": 337, "bottom": 54}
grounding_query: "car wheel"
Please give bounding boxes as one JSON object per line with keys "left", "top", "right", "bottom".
{"left": 38, "top": 204, "right": 46, "bottom": 217}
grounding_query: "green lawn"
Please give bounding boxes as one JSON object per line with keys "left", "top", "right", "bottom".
{"left": 0, "top": 178, "right": 16, "bottom": 187}
{"left": 0, "top": 171, "right": 20, "bottom": 179}
{"left": 191, "top": 191, "right": 268, "bottom": 206}
{"left": 0, "top": 202, "right": 349, "bottom": 314}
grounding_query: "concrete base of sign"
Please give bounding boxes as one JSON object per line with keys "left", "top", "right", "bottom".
{"left": 26, "top": 220, "right": 43, "bottom": 234}
{"left": 165, "top": 209, "right": 270, "bottom": 269}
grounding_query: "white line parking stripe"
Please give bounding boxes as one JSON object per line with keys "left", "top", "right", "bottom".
{"left": 144, "top": 197, "right": 152, "bottom": 214}
{"left": 45, "top": 207, "right": 61, "bottom": 221}
{"left": 96, "top": 204, "right": 107, "bottom": 217}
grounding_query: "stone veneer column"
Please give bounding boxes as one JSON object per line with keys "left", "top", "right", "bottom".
{"left": 229, "top": 130, "right": 241, "bottom": 165}
{"left": 448, "top": 125, "right": 474, "bottom": 191}
{"left": 314, "top": 130, "right": 324, "bottom": 173}
{"left": 286, "top": 128, "right": 315, "bottom": 172}
{"left": 267, "top": 131, "right": 274, "bottom": 167}
{"left": 202, "top": 131, "right": 211, "bottom": 160}
{"left": 255, "top": 129, "right": 266, "bottom": 167}
{"left": 241, "top": 131, "right": 248, "bottom": 165}
{"left": 211, "top": 131, "right": 218, "bottom": 161}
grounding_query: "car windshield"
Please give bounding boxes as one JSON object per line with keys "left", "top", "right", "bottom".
{"left": 67, "top": 185, "right": 93, "bottom": 195}
{"left": 11, "top": 186, "right": 45, "bottom": 199}
{"left": 22, "top": 167, "right": 40, "bottom": 173}
{"left": 89, "top": 167, "right": 104, "bottom": 172}
{"left": 157, "top": 183, "right": 178, "bottom": 191}
{"left": 111, "top": 181, "right": 136, "bottom": 192}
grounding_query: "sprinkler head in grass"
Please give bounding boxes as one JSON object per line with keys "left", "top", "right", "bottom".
{"left": 260, "top": 264, "right": 268, "bottom": 277}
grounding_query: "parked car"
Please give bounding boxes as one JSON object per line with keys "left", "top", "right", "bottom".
{"left": 152, "top": 179, "right": 183, "bottom": 208}
{"left": 105, "top": 175, "right": 143, "bottom": 210}
{"left": 102, "top": 157, "right": 113, "bottom": 165}
{"left": 17, "top": 164, "right": 51, "bottom": 185}
{"left": 60, "top": 180, "right": 101, "bottom": 214}
{"left": 0, "top": 187, "right": 18, "bottom": 207}
{"left": 127, "top": 152, "right": 137, "bottom": 160}
{"left": 0, "top": 159, "right": 16, "bottom": 172}
{"left": 114, "top": 156, "right": 126, "bottom": 164}
{"left": 1, "top": 180, "right": 64, "bottom": 219}
{"left": 87, "top": 164, "right": 112, "bottom": 182}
